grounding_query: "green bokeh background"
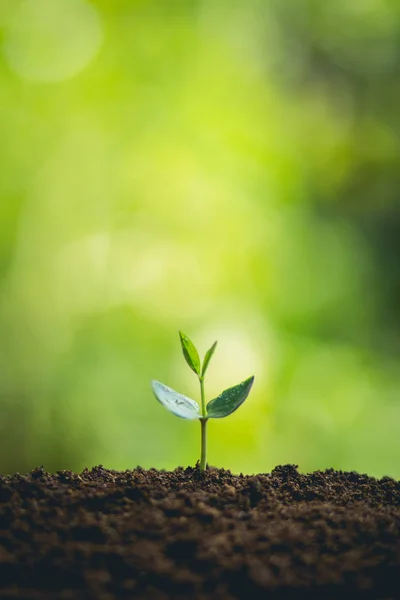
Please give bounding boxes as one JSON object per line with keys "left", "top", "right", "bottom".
{"left": 1, "top": 0, "right": 399, "bottom": 477}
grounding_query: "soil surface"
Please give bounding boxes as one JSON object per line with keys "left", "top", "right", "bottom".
{"left": 0, "top": 464, "right": 399, "bottom": 599}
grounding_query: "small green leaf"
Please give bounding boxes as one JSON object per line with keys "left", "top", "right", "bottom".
{"left": 152, "top": 380, "right": 201, "bottom": 420}
{"left": 179, "top": 331, "right": 201, "bottom": 376}
{"left": 201, "top": 340, "right": 217, "bottom": 377}
{"left": 206, "top": 376, "right": 255, "bottom": 419}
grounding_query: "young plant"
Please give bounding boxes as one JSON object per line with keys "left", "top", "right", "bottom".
{"left": 151, "top": 331, "right": 254, "bottom": 472}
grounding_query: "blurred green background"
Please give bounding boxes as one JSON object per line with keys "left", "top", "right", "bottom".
{"left": 0, "top": 0, "right": 399, "bottom": 477}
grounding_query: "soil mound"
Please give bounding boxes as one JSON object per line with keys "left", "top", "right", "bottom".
{"left": 0, "top": 464, "right": 399, "bottom": 599}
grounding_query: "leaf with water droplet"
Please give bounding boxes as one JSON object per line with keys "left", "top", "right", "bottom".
{"left": 201, "top": 340, "right": 217, "bottom": 377}
{"left": 206, "top": 376, "right": 255, "bottom": 418}
{"left": 151, "top": 380, "right": 201, "bottom": 420}
{"left": 179, "top": 331, "right": 201, "bottom": 376}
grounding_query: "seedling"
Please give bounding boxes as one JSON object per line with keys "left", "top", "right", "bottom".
{"left": 151, "top": 331, "right": 254, "bottom": 472}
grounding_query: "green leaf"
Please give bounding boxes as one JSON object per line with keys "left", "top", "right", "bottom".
{"left": 151, "top": 380, "right": 201, "bottom": 420}
{"left": 206, "top": 376, "right": 255, "bottom": 419}
{"left": 201, "top": 340, "right": 217, "bottom": 377}
{"left": 179, "top": 331, "right": 201, "bottom": 376}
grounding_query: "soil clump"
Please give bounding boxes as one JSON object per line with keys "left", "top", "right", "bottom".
{"left": 0, "top": 464, "right": 399, "bottom": 599}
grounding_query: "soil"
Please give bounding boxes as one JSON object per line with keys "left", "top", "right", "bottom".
{"left": 0, "top": 464, "right": 399, "bottom": 599}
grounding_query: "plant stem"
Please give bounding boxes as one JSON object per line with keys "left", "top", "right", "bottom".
{"left": 199, "top": 376, "right": 206, "bottom": 417}
{"left": 199, "top": 376, "right": 207, "bottom": 471}
{"left": 200, "top": 418, "right": 207, "bottom": 472}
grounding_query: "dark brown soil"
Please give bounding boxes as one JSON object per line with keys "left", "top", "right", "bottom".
{"left": 0, "top": 464, "right": 399, "bottom": 599}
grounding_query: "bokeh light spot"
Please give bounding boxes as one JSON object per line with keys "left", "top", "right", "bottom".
{"left": 3, "top": 0, "right": 103, "bottom": 82}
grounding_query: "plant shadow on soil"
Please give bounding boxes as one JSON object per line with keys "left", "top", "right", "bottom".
{"left": 0, "top": 464, "right": 399, "bottom": 599}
